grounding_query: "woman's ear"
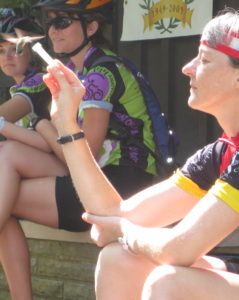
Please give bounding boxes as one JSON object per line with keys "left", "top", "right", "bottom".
{"left": 87, "top": 21, "right": 99, "bottom": 37}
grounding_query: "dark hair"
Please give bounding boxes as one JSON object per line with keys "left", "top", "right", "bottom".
{"left": 81, "top": 12, "right": 111, "bottom": 48}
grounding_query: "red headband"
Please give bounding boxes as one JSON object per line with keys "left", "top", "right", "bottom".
{"left": 201, "top": 38, "right": 239, "bottom": 59}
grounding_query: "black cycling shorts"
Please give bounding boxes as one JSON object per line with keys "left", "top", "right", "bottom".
{"left": 55, "top": 175, "right": 89, "bottom": 232}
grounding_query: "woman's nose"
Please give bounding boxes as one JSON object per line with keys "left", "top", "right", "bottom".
{"left": 182, "top": 57, "right": 198, "bottom": 77}
{"left": 0, "top": 48, "right": 16, "bottom": 58}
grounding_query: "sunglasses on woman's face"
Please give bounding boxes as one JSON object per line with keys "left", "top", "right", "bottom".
{"left": 46, "top": 16, "right": 81, "bottom": 30}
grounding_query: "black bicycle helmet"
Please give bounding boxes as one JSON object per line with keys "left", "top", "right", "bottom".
{"left": 0, "top": 15, "right": 44, "bottom": 42}
{"left": 34, "top": 0, "right": 113, "bottom": 58}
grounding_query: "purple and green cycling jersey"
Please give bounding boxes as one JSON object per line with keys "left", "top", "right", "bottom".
{"left": 10, "top": 67, "right": 51, "bottom": 127}
{"left": 67, "top": 47, "right": 157, "bottom": 176}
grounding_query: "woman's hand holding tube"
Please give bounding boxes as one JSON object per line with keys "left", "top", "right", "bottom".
{"left": 43, "top": 59, "right": 85, "bottom": 135}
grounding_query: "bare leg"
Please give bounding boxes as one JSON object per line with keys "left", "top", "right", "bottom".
{"left": 0, "top": 140, "right": 67, "bottom": 230}
{"left": 0, "top": 140, "right": 67, "bottom": 299}
{"left": 13, "top": 176, "right": 60, "bottom": 227}
{"left": 0, "top": 176, "right": 62, "bottom": 300}
{"left": 0, "top": 217, "right": 32, "bottom": 300}
{"left": 95, "top": 243, "right": 156, "bottom": 300}
{"left": 96, "top": 243, "right": 235, "bottom": 300}
{"left": 142, "top": 264, "right": 239, "bottom": 300}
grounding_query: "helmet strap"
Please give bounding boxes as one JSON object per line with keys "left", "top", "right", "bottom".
{"left": 56, "top": 37, "right": 90, "bottom": 58}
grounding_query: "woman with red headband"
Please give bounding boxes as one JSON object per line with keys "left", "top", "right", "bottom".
{"left": 43, "top": 8, "right": 239, "bottom": 300}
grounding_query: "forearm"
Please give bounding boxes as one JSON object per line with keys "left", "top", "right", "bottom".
{"left": 122, "top": 224, "right": 174, "bottom": 265}
{"left": 125, "top": 225, "right": 207, "bottom": 267}
{"left": 35, "top": 119, "right": 66, "bottom": 162}
{"left": 0, "top": 120, "right": 51, "bottom": 152}
{"left": 118, "top": 220, "right": 202, "bottom": 267}
{"left": 120, "top": 181, "right": 200, "bottom": 227}
{"left": 124, "top": 195, "right": 239, "bottom": 266}
{"left": 0, "top": 96, "right": 30, "bottom": 123}
{"left": 57, "top": 119, "right": 122, "bottom": 215}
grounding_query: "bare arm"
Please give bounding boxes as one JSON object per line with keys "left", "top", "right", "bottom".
{"left": 0, "top": 95, "right": 31, "bottom": 123}
{"left": 52, "top": 115, "right": 121, "bottom": 215}
{"left": 44, "top": 61, "right": 122, "bottom": 215}
{"left": 85, "top": 194, "right": 239, "bottom": 267}
{"left": 33, "top": 118, "right": 66, "bottom": 162}
{"left": 0, "top": 120, "right": 51, "bottom": 152}
{"left": 120, "top": 179, "right": 199, "bottom": 227}
{"left": 82, "top": 108, "right": 110, "bottom": 158}
{"left": 35, "top": 100, "right": 110, "bottom": 164}
{"left": 128, "top": 194, "right": 239, "bottom": 266}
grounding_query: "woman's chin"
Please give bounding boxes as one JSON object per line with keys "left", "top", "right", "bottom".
{"left": 187, "top": 97, "right": 198, "bottom": 109}
{"left": 52, "top": 44, "right": 66, "bottom": 54}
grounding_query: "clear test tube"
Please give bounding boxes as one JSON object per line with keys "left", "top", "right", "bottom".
{"left": 32, "top": 42, "right": 54, "bottom": 65}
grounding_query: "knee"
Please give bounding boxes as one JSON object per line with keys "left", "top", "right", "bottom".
{"left": 142, "top": 265, "right": 184, "bottom": 300}
{"left": 96, "top": 243, "right": 128, "bottom": 275}
{"left": 95, "top": 242, "right": 139, "bottom": 284}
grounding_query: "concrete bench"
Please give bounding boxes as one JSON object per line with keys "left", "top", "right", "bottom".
{"left": 0, "top": 221, "right": 237, "bottom": 300}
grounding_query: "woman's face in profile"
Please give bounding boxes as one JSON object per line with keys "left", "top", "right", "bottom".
{"left": 0, "top": 41, "right": 31, "bottom": 81}
{"left": 182, "top": 43, "right": 237, "bottom": 115}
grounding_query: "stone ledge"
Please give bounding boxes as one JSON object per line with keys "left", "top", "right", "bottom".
{"left": 20, "top": 220, "right": 93, "bottom": 244}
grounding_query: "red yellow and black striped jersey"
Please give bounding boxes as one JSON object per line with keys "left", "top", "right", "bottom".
{"left": 171, "top": 132, "right": 239, "bottom": 214}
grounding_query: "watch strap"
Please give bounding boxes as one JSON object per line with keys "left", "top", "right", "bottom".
{"left": 30, "top": 117, "right": 45, "bottom": 130}
{"left": 56, "top": 132, "right": 85, "bottom": 144}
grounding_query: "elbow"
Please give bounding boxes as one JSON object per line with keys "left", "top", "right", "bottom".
{"left": 153, "top": 241, "right": 199, "bottom": 267}
{"left": 160, "top": 251, "right": 196, "bottom": 268}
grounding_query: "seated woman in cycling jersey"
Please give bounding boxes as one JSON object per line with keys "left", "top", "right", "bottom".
{"left": 0, "top": 13, "right": 50, "bottom": 126}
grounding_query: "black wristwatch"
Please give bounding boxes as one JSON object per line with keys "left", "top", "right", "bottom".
{"left": 56, "top": 132, "right": 85, "bottom": 144}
